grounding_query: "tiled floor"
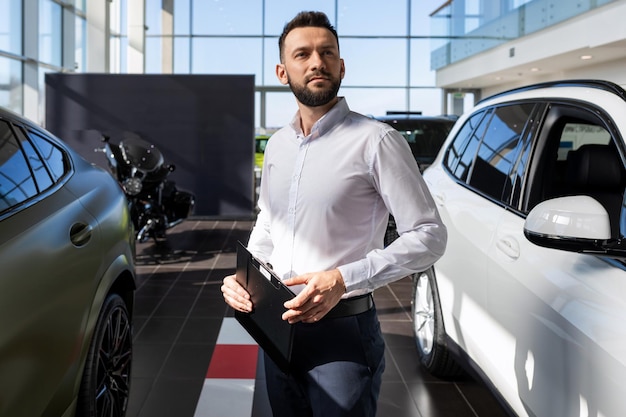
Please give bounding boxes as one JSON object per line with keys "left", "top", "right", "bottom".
{"left": 126, "top": 219, "right": 510, "bottom": 417}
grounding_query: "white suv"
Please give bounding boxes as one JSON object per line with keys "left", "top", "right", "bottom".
{"left": 415, "top": 80, "right": 626, "bottom": 417}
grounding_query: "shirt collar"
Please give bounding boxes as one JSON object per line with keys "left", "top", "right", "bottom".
{"left": 289, "top": 97, "right": 350, "bottom": 141}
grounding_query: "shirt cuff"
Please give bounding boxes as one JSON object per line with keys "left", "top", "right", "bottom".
{"left": 337, "top": 259, "right": 370, "bottom": 293}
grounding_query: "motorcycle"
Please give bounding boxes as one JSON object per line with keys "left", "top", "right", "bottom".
{"left": 96, "top": 132, "right": 195, "bottom": 243}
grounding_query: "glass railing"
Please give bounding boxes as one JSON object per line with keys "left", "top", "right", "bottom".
{"left": 430, "top": 0, "right": 617, "bottom": 70}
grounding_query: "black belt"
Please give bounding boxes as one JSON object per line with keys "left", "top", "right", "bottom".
{"left": 324, "top": 293, "right": 374, "bottom": 319}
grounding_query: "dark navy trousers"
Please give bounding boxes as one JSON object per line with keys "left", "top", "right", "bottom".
{"left": 264, "top": 306, "right": 385, "bottom": 417}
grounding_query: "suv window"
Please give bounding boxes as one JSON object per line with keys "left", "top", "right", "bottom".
{"left": 445, "top": 110, "right": 488, "bottom": 181}
{"left": 527, "top": 104, "right": 625, "bottom": 236}
{"left": 445, "top": 103, "right": 535, "bottom": 201}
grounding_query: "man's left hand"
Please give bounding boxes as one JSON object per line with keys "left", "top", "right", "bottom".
{"left": 282, "top": 269, "right": 346, "bottom": 324}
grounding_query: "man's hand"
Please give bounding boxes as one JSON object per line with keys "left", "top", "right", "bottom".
{"left": 282, "top": 269, "right": 346, "bottom": 324}
{"left": 221, "top": 274, "right": 253, "bottom": 313}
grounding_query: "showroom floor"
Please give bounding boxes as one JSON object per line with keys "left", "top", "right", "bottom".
{"left": 126, "top": 219, "right": 510, "bottom": 417}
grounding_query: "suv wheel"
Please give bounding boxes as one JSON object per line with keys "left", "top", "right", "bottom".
{"left": 78, "top": 293, "right": 132, "bottom": 417}
{"left": 412, "top": 268, "right": 463, "bottom": 377}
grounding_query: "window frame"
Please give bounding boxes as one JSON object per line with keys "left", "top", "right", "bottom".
{"left": 443, "top": 101, "right": 539, "bottom": 207}
{"left": 523, "top": 100, "right": 626, "bottom": 220}
{"left": 0, "top": 117, "right": 72, "bottom": 218}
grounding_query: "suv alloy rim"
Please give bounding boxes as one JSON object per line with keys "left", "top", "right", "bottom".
{"left": 413, "top": 271, "right": 434, "bottom": 355}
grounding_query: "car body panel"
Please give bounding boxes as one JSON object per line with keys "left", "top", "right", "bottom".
{"left": 0, "top": 185, "right": 104, "bottom": 416}
{"left": 424, "top": 163, "right": 503, "bottom": 378}
{"left": 0, "top": 107, "right": 135, "bottom": 416}
{"left": 488, "top": 205, "right": 626, "bottom": 416}
{"left": 422, "top": 80, "right": 626, "bottom": 417}
{"left": 255, "top": 134, "right": 269, "bottom": 170}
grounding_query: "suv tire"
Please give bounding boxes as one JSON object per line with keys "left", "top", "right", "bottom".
{"left": 412, "top": 268, "right": 464, "bottom": 377}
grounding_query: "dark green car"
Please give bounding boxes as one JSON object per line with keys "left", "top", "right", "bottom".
{"left": 0, "top": 107, "right": 135, "bottom": 416}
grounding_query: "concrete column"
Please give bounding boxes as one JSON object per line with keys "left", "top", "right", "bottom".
{"left": 86, "top": 0, "right": 109, "bottom": 72}
{"left": 22, "top": 0, "right": 39, "bottom": 122}
{"left": 62, "top": 6, "right": 76, "bottom": 71}
{"left": 452, "top": 92, "right": 464, "bottom": 116}
{"left": 162, "top": 0, "right": 174, "bottom": 73}
{"left": 127, "top": 0, "right": 146, "bottom": 73}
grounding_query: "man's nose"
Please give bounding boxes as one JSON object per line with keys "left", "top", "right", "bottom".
{"left": 309, "top": 51, "right": 326, "bottom": 70}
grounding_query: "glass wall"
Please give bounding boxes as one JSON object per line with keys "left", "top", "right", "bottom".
{"left": 430, "top": 0, "right": 618, "bottom": 70}
{"left": 1, "top": 0, "right": 620, "bottom": 127}
{"left": 0, "top": 0, "right": 452, "bottom": 126}
{"left": 145, "top": 0, "right": 448, "bottom": 130}
{"left": 0, "top": 0, "right": 23, "bottom": 112}
{"left": 0, "top": 0, "right": 82, "bottom": 117}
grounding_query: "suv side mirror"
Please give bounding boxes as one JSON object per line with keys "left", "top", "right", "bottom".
{"left": 524, "top": 196, "right": 626, "bottom": 258}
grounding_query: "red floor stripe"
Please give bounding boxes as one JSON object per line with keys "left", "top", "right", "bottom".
{"left": 206, "top": 344, "right": 259, "bottom": 379}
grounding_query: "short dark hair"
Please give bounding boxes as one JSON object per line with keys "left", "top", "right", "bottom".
{"left": 278, "top": 11, "right": 339, "bottom": 62}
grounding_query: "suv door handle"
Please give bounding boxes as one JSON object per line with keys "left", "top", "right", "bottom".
{"left": 496, "top": 236, "right": 520, "bottom": 259}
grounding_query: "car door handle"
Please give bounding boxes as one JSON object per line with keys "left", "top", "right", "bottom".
{"left": 496, "top": 236, "right": 520, "bottom": 259}
{"left": 70, "top": 222, "right": 93, "bottom": 247}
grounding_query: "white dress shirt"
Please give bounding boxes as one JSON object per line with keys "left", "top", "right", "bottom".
{"left": 247, "top": 97, "right": 447, "bottom": 297}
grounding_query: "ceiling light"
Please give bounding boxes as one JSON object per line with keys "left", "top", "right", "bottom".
{"left": 580, "top": 55, "right": 593, "bottom": 60}
{"left": 530, "top": 67, "right": 540, "bottom": 72}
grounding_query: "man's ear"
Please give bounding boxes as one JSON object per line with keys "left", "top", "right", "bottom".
{"left": 276, "top": 64, "right": 289, "bottom": 85}
{"left": 340, "top": 59, "right": 345, "bottom": 80}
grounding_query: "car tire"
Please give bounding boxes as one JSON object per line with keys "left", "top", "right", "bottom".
{"left": 78, "top": 293, "right": 133, "bottom": 417}
{"left": 412, "top": 268, "right": 464, "bottom": 377}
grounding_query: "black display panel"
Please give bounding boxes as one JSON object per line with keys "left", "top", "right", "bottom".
{"left": 45, "top": 73, "right": 255, "bottom": 218}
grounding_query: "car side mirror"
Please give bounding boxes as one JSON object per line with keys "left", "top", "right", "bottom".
{"left": 524, "top": 196, "right": 626, "bottom": 258}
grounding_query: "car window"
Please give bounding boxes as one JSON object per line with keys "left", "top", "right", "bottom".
{"left": 468, "top": 103, "right": 535, "bottom": 200}
{"left": 527, "top": 104, "right": 625, "bottom": 237}
{"left": 19, "top": 136, "right": 54, "bottom": 191}
{"left": 0, "top": 121, "right": 38, "bottom": 212}
{"left": 444, "top": 110, "right": 488, "bottom": 181}
{"left": 445, "top": 104, "right": 535, "bottom": 202}
{"left": 27, "top": 131, "right": 67, "bottom": 181}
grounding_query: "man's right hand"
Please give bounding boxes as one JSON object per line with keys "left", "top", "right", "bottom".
{"left": 221, "top": 274, "right": 253, "bottom": 313}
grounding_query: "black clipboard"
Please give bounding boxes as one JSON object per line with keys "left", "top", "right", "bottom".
{"left": 234, "top": 242, "right": 295, "bottom": 373}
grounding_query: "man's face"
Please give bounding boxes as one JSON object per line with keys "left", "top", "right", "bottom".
{"left": 276, "top": 27, "right": 345, "bottom": 107}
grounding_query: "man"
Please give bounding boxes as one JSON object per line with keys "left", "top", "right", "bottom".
{"left": 221, "top": 11, "right": 447, "bottom": 417}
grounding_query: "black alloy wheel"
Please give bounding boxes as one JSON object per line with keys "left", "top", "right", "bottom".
{"left": 78, "top": 293, "right": 133, "bottom": 417}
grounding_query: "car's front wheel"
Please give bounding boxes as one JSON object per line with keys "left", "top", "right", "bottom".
{"left": 78, "top": 293, "right": 133, "bottom": 417}
{"left": 412, "top": 268, "right": 463, "bottom": 377}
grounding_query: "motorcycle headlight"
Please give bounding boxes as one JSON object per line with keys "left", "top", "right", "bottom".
{"left": 123, "top": 177, "right": 143, "bottom": 195}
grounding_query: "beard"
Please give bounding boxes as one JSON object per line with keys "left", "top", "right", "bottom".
{"left": 287, "top": 71, "right": 341, "bottom": 107}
